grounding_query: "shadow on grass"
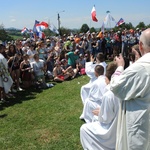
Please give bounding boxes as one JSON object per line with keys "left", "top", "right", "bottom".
{"left": 0, "top": 114, "right": 7, "bottom": 118}
{"left": 0, "top": 79, "right": 58, "bottom": 112}
{"left": 0, "top": 87, "right": 43, "bottom": 111}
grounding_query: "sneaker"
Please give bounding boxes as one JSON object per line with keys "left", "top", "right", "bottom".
{"left": 6, "top": 93, "right": 15, "bottom": 98}
{"left": 1, "top": 98, "right": 6, "bottom": 103}
{"left": 12, "top": 88, "right": 17, "bottom": 93}
{"left": 46, "top": 83, "right": 54, "bottom": 88}
{"left": 17, "top": 87, "right": 23, "bottom": 91}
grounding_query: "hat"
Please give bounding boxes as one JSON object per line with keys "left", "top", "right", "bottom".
{"left": 46, "top": 39, "right": 50, "bottom": 42}
{"left": 61, "top": 59, "right": 67, "bottom": 63}
{"left": 130, "top": 29, "right": 134, "bottom": 33}
{"left": 79, "top": 54, "right": 83, "bottom": 57}
{"left": 75, "top": 49, "right": 79, "bottom": 53}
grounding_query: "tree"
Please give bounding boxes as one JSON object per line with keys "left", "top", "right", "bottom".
{"left": 136, "top": 22, "right": 146, "bottom": 29}
{"left": 80, "top": 24, "right": 89, "bottom": 33}
{"left": 90, "top": 27, "right": 96, "bottom": 33}
{"left": 59, "top": 27, "right": 72, "bottom": 36}
{"left": 0, "top": 24, "right": 13, "bottom": 41}
{"left": 43, "top": 28, "right": 54, "bottom": 37}
{"left": 113, "top": 22, "right": 134, "bottom": 32}
{"left": 146, "top": 24, "right": 150, "bottom": 28}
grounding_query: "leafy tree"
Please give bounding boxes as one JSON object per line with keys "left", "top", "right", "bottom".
{"left": 60, "top": 27, "right": 71, "bottom": 36}
{"left": 43, "top": 28, "right": 54, "bottom": 37}
{"left": 146, "top": 24, "right": 150, "bottom": 28}
{"left": 90, "top": 27, "right": 96, "bottom": 33}
{"left": 80, "top": 24, "right": 89, "bottom": 33}
{"left": 136, "top": 22, "right": 146, "bottom": 29}
{"left": 0, "top": 24, "right": 13, "bottom": 41}
{"left": 113, "top": 22, "right": 134, "bottom": 32}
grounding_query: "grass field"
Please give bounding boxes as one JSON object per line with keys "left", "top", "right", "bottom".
{"left": 0, "top": 75, "right": 89, "bottom": 150}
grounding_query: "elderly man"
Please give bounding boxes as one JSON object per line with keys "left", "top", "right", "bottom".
{"left": 110, "top": 28, "right": 150, "bottom": 150}
{"left": 0, "top": 43, "right": 13, "bottom": 101}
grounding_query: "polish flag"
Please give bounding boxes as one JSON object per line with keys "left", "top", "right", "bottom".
{"left": 36, "top": 22, "right": 49, "bottom": 32}
{"left": 37, "top": 31, "right": 46, "bottom": 39}
{"left": 91, "top": 6, "right": 98, "bottom": 22}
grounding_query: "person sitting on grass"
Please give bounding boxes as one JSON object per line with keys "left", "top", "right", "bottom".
{"left": 61, "top": 59, "right": 75, "bottom": 79}
{"left": 78, "top": 54, "right": 86, "bottom": 75}
{"left": 53, "top": 61, "right": 70, "bottom": 82}
{"left": 31, "top": 54, "right": 47, "bottom": 89}
{"left": 65, "top": 49, "right": 79, "bottom": 78}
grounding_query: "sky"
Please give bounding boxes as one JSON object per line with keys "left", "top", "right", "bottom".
{"left": 0, "top": 0, "right": 150, "bottom": 30}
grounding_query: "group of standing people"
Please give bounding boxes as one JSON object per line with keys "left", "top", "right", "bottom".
{"left": 79, "top": 28, "right": 150, "bottom": 150}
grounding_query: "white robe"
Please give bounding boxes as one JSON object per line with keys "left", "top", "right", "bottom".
{"left": 80, "top": 88, "right": 119, "bottom": 150}
{"left": 0, "top": 54, "right": 13, "bottom": 93}
{"left": 80, "top": 75, "right": 107, "bottom": 123}
{"left": 110, "top": 53, "right": 150, "bottom": 150}
{"left": 81, "top": 61, "right": 107, "bottom": 105}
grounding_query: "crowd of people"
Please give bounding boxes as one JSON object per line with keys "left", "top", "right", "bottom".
{"left": 0, "top": 27, "right": 150, "bottom": 149}
{"left": 79, "top": 28, "right": 150, "bottom": 150}
{"left": 0, "top": 27, "right": 141, "bottom": 102}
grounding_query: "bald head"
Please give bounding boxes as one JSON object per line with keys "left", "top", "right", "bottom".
{"left": 139, "top": 28, "right": 150, "bottom": 55}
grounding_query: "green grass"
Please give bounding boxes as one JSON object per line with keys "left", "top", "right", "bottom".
{"left": 0, "top": 75, "right": 89, "bottom": 150}
{"left": 10, "top": 34, "right": 23, "bottom": 40}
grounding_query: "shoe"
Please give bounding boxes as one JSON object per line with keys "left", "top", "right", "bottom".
{"left": 17, "top": 87, "right": 23, "bottom": 91}
{"left": 1, "top": 98, "right": 6, "bottom": 103}
{"left": 12, "top": 88, "right": 17, "bottom": 93}
{"left": 46, "top": 83, "right": 54, "bottom": 88}
{"left": 6, "top": 93, "right": 15, "bottom": 98}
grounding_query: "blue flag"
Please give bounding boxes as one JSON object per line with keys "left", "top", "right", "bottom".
{"left": 33, "top": 20, "right": 40, "bottom": 35}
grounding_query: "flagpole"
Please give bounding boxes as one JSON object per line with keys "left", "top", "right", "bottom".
{"left": 90, "top": 20, "right": 91, "bottom": 32}
{"left": 57, "top": 10, "right": 65, "bottom": 36}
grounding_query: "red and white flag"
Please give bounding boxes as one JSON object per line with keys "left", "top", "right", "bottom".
{"left": 91, "top": 6, "right": 98, "bottom": 22}
{"left": 38, "top": 31, "right": 46, "bottom": 39}
{"left": 36, "top": 21, "right": 49, "bottom": 32}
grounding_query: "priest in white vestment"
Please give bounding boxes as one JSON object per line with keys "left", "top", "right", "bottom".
{"left": 110, "top": 28, "right": 150, "bottom": 150}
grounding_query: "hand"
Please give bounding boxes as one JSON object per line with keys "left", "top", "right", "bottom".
{"left": 92, "top": 108, "right": 100, "bottom": 116}
{"left": 132, "top": 48, "right": 140, "bottom": 61}
{"left": 90, "top": 55, "right": 95, "bottom": 62}
{"left": 114, "top": 54, "right": 125, "bottom": 67}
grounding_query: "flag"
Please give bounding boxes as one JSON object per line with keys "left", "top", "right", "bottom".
{"left": 37, "top": 31, "right": 46, "bottom": 39}
{"left": 36, "top": 21, "right": 49, "bottom": 32}
{"left": 33, "top": 20, "right": 40, "bottom": 33}
{"left": 21, "top": 27, "right": 29, "bottom": 34}
{"left": 91, "top": 6, "right": 98, "bottom": 22}
{"left": 104, "top": 13, "right": 115, "bottom": 25}
{"left": 49, "top": 24, "right": 59, "bottom": 34}
{"left": 116, "top": 18, "right": 125, "bottom": 26}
